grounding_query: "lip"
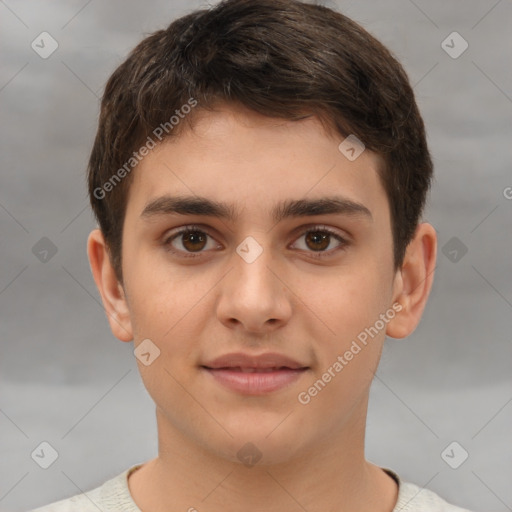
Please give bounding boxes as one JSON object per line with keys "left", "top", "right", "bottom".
{"left": 202, "top": 352, "right": 307, "bottom": 370}
{"left": 201, "top": 352, "right": 309, "bottom": 395}
{"left": 202, "top": 367, "right": 308, "bottom": 395}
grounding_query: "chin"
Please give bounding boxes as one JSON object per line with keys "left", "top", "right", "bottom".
{"left": 200, "top": 427, "right": 308, "bottom": 468}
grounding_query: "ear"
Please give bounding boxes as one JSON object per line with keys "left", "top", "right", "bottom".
{"left": 386, "top": 222, "right": 437, "bottom": 339}
{"left": 87, "top": 229, "right": 133, "bottom": 342}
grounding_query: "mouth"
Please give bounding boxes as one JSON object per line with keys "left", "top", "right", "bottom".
{"left": 200, "top": 364, "right": 309, "bottom": 395}
{"left": 200, "top": 352, "right": 310, "bottom": 395}
{"left": 206, "top": 366, "right": 303, "bottom": 373}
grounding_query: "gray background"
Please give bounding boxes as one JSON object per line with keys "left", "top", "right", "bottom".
{"left": 1, "top": 0, "right": 511, "bottom": 510}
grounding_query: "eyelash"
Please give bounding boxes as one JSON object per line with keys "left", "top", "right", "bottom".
{"left": 163, "top": 224, "right": 349, "bottom": 260}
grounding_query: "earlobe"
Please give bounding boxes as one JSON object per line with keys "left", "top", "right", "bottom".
{"left": 87, "top": 229, "right": 133, "bottom": 342}
{"left": 386, "top": 222, "right": 437, "bottom": 339}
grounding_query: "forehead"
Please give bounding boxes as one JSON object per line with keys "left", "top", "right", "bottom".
{"left": 126, "top": 104, "right": 388, "bottom": 223}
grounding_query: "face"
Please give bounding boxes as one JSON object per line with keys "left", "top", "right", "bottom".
{"left": 111, "top": 104, "right": 404, "bottom": 465}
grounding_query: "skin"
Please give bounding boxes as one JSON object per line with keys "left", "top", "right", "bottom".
{"left": 88, "top": 103, "right": 437, "bottom": 512}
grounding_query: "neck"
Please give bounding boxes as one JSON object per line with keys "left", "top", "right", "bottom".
{"left": 128, "top": 398, "right": 398, "bottom": 512}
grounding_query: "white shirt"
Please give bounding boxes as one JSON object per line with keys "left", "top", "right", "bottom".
{"left": 28, "top": 464, "right": 474, "bottom": 512}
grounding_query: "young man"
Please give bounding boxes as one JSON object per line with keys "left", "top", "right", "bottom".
{"left": 31, "top": 0, "right": 473, "bottom": 510}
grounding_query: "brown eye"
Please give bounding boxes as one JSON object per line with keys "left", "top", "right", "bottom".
{"left": 181, "top": 231, "right": 208, "bottom": 252}
{"left": 164, "top": 226, "right": 219, "bottom": 258}
{"left": 304, "top": 231, "right": 331, "bottom": 251}
{"left": 291, "top": 226, "right": 348, "bottom": 258}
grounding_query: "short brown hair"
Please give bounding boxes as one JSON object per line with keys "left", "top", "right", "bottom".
{"left": 88, "top": 0, "right": 432, "bottom": 283}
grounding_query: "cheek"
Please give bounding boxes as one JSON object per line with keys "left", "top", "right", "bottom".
{"left": 123, "top": 246, "right": 201, "bottom": 338}
{"left": 300, "top": 262, "right": 392, "bottom": 398}
{"left": 309, "top": 264, "right": 389, "bottom": 337}
{"left": 126, "top": 270, "right": 214, "bottom": 390}
{"left": 297, "top": 271, "right": 389, "bottom": 418}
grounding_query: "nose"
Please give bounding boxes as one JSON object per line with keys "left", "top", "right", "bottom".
{"left": 216, "top": 242, "right": 293, "bottom": 336}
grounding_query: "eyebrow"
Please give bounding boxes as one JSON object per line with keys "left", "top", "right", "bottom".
{"left": 140, "top": 195, "right": 372, "bottom": 223}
